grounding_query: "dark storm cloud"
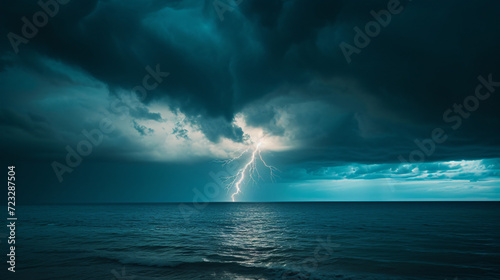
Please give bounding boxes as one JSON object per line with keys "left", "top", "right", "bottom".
{"left": 1, "top": 0, "right": 500, "bottom": 164}
{"left": 0, "top": 109, "right": 52, "bottom": 137}
{"left": 241, "top": 0, "right": 500, "bottom": 163}
{"left": 195, "top": 116, "right": 245, "bottom": 143}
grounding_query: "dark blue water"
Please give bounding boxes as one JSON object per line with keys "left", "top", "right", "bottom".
{"left": 4, "top": 202, "right": 500, "bottom": 279}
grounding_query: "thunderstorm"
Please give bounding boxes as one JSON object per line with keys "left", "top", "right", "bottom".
{"left": 224, "top": 142, "right": 277, "bottom": 202}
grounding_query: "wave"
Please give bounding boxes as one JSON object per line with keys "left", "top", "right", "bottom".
{"left": 81, "top": 251, "right": 347, "bottom": 280}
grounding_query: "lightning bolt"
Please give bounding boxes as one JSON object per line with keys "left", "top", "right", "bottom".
{"left": 225, "top": 142, "right": 277, "bottom": 202}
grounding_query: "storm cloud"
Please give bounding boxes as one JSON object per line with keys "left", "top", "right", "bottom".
{"left": 1, "top": 0, "right": 500, "bottom": 202}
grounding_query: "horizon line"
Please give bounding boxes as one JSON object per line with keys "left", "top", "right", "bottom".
{"left": 11, "top": 200, "right": 500, "bottom": 206}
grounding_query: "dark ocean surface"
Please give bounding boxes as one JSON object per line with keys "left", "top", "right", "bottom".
{"left": 4, "top": 202, "right": 500, "bottom": 279}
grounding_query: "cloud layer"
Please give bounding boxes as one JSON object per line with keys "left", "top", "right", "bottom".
{"left": 1, "top": 0, "right": 499, "bottom": 166}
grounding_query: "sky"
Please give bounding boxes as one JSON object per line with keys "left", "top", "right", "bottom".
{"left": 1, "top": 0, "right": 499, "bottom": 203}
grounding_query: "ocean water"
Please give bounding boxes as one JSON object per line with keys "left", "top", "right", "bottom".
{"left": 5, "top": 202, "right": 500, "bottom": 280}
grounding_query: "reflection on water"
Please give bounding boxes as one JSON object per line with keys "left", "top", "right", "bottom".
{"left": 14, "top": 202, "right": 500, "bottom": 280}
